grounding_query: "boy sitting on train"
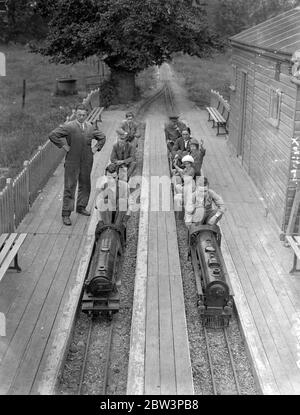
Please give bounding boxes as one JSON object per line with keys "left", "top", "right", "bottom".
{"left": 95, "top": 163, "right": 132, "bottom": 224}
{"left": 189, "top": 138, "right": 206, "bottom": 176}
{"left": 172, "top": 129, "right": 192, "bottom": 158}
{"left": 172, "top": 155, "right": 196, "bottom": 215}
{"left": 172, "top": 154, "right": 195, "bottom": 184}
{"left": 164, "top": 114, "right": 188, "bottom": 153}
{"left": 119, "top": 111, "right": 140, "bottom": 150}
{"left": 110, "top": 129, "right": 137, "bottom": 179}
{"left": 184, "top": 176, "right": 225, "bottom": 228}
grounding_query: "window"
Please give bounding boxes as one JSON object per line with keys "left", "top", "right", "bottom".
{"left": 230, "top": 64, "right": 237, "bottom": 91}
{"left": 267, "top": 87, "right": 282, "bottom": 128}
{"left": 275, "top": 62, "right": 281, "bottom": 81}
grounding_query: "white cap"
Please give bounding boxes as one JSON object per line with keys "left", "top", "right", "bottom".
{"left": 182, "top": 155, "right": 194, "bottom": 163}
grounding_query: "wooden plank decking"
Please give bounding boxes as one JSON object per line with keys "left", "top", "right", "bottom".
{"left": 183, "top": 103, "right": 300, "bottom": 394}
{"left": 127, "top": 115, "right": 194, "bottom": 395}
{"left": 158, "top": 60, "right": 300, "bottom": 394}
{"left": 0, "top": 111, "right": 124, "bottom": 394}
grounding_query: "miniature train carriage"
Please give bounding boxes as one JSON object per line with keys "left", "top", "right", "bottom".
{"left": 228, "top": 7, "right": 300, "bottom": 235}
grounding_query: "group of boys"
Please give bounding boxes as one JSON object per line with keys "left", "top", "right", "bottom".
{"left": 165, "top": 113, "right": 225, "bottom": 228}
{"left": 49, "top": 104, "right": 225, "bottom": 228}
{"left": 49, "top": 106, "right": 138, "bottom": 226}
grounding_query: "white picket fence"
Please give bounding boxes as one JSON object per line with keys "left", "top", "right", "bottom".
{"left": 0, "top": 89, "right": 101, "bottom": 233}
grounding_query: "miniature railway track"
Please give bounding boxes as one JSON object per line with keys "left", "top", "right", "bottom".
{"left": 74, "top": 85, "right": 170, "bottom": 395}
{"left": 203, "top": 326, "right": 241, "bottom": 395}
{"left": 77, "top": 315, "right": 115, "bottom": 395}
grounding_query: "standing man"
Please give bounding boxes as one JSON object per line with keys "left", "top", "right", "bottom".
{"left": 49, "top": 104, "right": 106, "bottom": 226}
{"left": 110, "top": 129, "right": 136, "bottom": 179}
{"left": 119, "top": 111, "right": 140, "bottom": 148}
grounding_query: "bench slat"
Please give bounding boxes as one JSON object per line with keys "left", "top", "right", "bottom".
{"left": 87, "top": 107, "right": 104, "bottom": 123}
{"left": 0, "top": 234, "right": 18, "bottom": 267}
{"left": 286, "top": 236, "right": 300, "bottom": 258}
{"left": 0, "top": 233, "right": 9, "bottom": 249}
{"left": 206, "top": 107, "right": 226, "bottom": 123}
{"left": 0, "top": 233, "right": 27, "bottom": 282}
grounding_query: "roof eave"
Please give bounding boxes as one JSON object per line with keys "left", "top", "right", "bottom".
{"left": 230, "top": 39, "right": 292, "bottom": 62}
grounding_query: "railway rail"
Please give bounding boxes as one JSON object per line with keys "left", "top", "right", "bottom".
{"left": 77, "top": 316, "right": 115, "bottom": 395}
{"left": 204, "top": 326, "right": 241, "bottom": 395}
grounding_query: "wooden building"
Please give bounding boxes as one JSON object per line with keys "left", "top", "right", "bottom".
{"left": 228, "top": 7, "right": 300, "bottom": 233}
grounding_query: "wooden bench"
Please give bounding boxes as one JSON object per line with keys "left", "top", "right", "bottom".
{"left": 0, "top": 233, "right": 27, "bottom": 282}
{"left": 285, "top": 235, "right": 300, "bottom": 274}
{"left": 86, "top": 106, "right": 104, "bottom": 128}
{"left": 206, "top": 90, "right": 230, "bottom": 136}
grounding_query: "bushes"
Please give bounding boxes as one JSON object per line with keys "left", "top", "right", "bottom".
{"left": 99, "top": 79, "right": 118, "bottom": 107}
{"left": 172, "top": 52, "right": 232, "bottom": 108}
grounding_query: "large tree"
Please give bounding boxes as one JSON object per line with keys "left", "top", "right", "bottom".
{"left": 0, "top": 0, "right": 47, "bottom": 43}
{"left": 33, "top": 0, "right": 221, "bottom": 102}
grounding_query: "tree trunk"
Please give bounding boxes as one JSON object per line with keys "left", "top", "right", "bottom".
{"left": 110, "top": 68, "right": 136, "bottom": 104}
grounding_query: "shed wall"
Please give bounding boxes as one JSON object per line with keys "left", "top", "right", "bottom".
{"left": 229, "top": 47, "right": 295, "bottom": 228}
{"left": 284, "top": 84, "right": 300, "bottom": 233}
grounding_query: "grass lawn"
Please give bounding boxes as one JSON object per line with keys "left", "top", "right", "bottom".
{"left": 0, "top": 44, "right": 103, "bottom": 179}
{"left": 171, "top": 50, "right": 232, "bottom": 108}
{"left": 0, "top": 44, "right": 155, "bottom": 184}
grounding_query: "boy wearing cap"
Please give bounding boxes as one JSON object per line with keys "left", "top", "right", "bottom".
{"left": 110, "top": 129, "right": 137, "bottom": 179}
{"left": 173, "top": 154, "right": 195, "bottom": 180}
{"left": 120, "top": 111, "right": 140, "bottom": 149}
{"left": 164, "top": 114, "right": 188, "bottom": 152}
{"left": 184, "top": 177, "right": 225, "bottom": 227}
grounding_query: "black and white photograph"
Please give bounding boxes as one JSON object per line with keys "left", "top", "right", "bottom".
{"left": 1, "top": 0, "right": 300, "bottom": 399}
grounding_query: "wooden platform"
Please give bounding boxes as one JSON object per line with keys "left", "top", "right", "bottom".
{"left": 0, "top": 111, "right": 124, "bottom": 395}
{"left": 127, "top": 115, "right": 194, "bottom": 395}
{"left": 174, "top": 89, "right": 300, "bottom": 393}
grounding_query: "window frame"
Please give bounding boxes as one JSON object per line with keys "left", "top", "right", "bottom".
{"left": 229, "top": 64, "right": 237, "bottom": 92}
{"left": 267, "top": 87, "right": 282, "bottom": 128}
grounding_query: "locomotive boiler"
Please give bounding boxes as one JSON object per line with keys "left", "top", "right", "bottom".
{"left": 189, "top": 223, "right": 233, "bottom": 328}
{"left": 81, "top": 214, "right": 127, "bottom": 317}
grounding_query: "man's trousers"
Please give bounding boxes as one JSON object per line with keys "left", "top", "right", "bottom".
{"left": 62, "top": 161, "right": 92, "bottom": 217}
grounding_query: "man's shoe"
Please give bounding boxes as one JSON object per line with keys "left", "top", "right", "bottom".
{"left": 62, "top": 216, "right": 72, "bottom": 226}
{"left": 76, "top": 208, "right": 91, "bottom": 216}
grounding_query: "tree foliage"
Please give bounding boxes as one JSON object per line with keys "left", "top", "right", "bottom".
{"left": 33, "top": 0, "right": 222, "bottom": 73}
{"left": 0, "top": 0, "right": 48, "bottom": 43}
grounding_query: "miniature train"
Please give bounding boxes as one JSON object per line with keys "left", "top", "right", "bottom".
{"left": 81, "top": 168, "right": 130, "bottom": 318}
{"left": 189, "top": 223, "right": 233, "bottom": 328}
{"left": 167, "top": 117, "right": 233, "bottom": 328}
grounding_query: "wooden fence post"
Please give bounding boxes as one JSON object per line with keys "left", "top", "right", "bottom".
{"left": 6, "top": 178, "right": 15, "bottom": 232}
{"left": 23, "top": 160, "right": 30, "bottom": 210}
{"left": 22, "top": 79, "right": 26, "bottom": 109}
